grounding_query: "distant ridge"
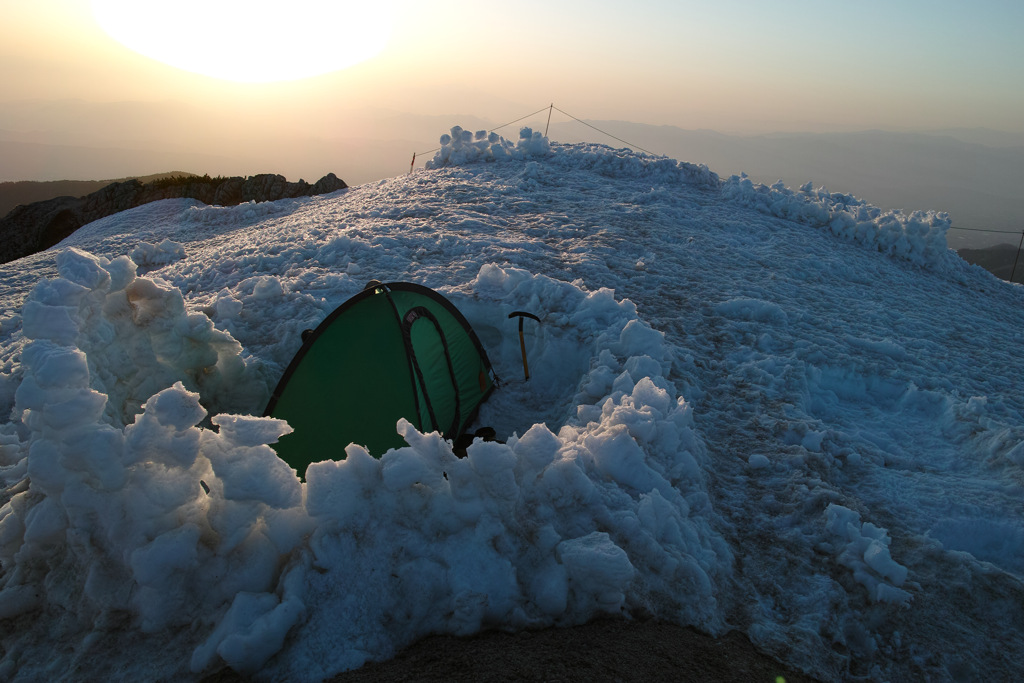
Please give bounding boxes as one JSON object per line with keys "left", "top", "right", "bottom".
{"left": 0, "top": 172, "right": 347, "bottom": 264}
{"left": 0, "top": 172, "right": 197, "bottom": 217}
{"left": 958, "top": 243, "right": 1024, "bottom": 283}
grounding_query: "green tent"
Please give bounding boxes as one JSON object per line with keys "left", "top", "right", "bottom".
{"left": 264, "top": 281, "right": 496, "bottom": 475}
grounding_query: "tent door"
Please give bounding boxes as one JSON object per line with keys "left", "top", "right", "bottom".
{"left": 402, "top": 306, "right": 462, "bottom": 438}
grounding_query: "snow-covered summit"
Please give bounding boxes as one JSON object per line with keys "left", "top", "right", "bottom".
{"left": 1, "top": 128, "right": 1023, "bottom": 681}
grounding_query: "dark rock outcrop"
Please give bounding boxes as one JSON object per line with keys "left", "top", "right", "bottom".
{"left": 0, "top": 172, "right": 347, "bottom": 264}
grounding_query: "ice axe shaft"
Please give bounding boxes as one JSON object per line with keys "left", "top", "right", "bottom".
{"left": 508, "top": 311, "right": 541, "bottom": 380}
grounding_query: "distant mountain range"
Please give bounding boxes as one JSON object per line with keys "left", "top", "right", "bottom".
{"left": 546, "top": 121, "right": 1024, "bottom": 250}
{"left": 958, "top": 243, "right": 1024, "bottom": 283}
{"left": 0, "top": 172, "right": 347, "bottom": 264}
{"left": 1, "top": 99, "right": 1021, "bottom": 252}
{"left": 0, "top": 172, "right": 193, "bottom": 217}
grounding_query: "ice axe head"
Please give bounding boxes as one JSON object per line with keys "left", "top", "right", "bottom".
{"left": 508, "top": 311, "right": 541, "bottom": 380}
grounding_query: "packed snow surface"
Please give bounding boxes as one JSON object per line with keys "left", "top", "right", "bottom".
{"left": 2, "top": 126, "right": 1024, "bottom": 681}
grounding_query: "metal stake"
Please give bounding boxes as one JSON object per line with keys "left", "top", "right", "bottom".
{"left": 1011, "top": 230, "right": 1024, "bottom": 283}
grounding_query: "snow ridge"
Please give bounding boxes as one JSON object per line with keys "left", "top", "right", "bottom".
{"left": 431, "top": 126, "right": 951, "bottom": 270}
{"left": 429, "top": 125, "right": 720, "bottom": 189}
{"left": 721, "top": 174, "right": 952, "bottom": 269}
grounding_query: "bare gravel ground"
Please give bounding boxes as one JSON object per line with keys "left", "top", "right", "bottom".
{"left": 204, "top": 618, "right": 820, "bottom": 682}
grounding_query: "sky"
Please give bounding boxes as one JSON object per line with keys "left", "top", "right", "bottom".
{"left": 2, "top": 0, "right": 1023, "bottom": 245}
{"left": 3, "top": 0, "right": 1024, "bottom": 135}
{"left": 2, "top": 130, "right": 1024, "bottom": 681}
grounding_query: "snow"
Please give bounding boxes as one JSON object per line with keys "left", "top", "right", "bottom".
{"left": 2, "top": 127, "right": 1024, "bottom": 681}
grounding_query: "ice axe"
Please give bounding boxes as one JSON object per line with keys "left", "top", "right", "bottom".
{"left": 508, "top": 311, "right": 541, "bottom": 380}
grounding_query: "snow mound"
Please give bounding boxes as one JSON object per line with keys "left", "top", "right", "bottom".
{"left": 15, "top": 248, "right": 263, "bottom": 427}
{"left": 427, "top": 125, "right": 551, "bottom": 167}
{"left": 722, "top": 175, "right": 952, "bottom": 269}
{"left": 429, "top": 125, "right": 719, "bottom": 189}
{"left": 0, "top": 248, "right": 730, "bottom": 680}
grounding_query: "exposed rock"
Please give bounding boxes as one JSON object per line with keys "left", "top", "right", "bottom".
{"left": 0, "top": 173, "right": 347, "bottom": 264}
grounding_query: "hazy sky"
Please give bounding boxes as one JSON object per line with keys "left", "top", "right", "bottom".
{"left": 4, "top": 0, "right": 1023, "bottom": 135}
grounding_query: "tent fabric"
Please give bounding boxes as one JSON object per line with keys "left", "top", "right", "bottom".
{"left": 264, "top": 281, "right": 496, "bottom": 475}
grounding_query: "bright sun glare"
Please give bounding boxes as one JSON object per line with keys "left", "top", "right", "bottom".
{"left": 91, "top": 0, "right": 391, "bottom": 83}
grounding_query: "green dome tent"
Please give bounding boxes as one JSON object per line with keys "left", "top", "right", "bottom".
{"left": 264, "top": 281, "right": 497, "bottom": 476}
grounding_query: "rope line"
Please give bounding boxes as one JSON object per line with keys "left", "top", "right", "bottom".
{"left": 949, "top": 225, "right": 1023, "bottom": 235}
{"left": 414, "top": 104, "right": 659, "bottom": 159}
{"left": 489, "top": 105, "right": 553, "bottom": 134}
{"left": 553, "top": 106, "right": 658, "bottom": 156}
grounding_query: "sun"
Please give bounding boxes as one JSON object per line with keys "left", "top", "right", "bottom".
{"left": 91, "top": 0, "right": 392, "bottom": 83}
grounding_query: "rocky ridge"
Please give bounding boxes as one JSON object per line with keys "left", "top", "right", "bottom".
{"left": 0, "top": 172, "right": 347, "bottom": 264}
